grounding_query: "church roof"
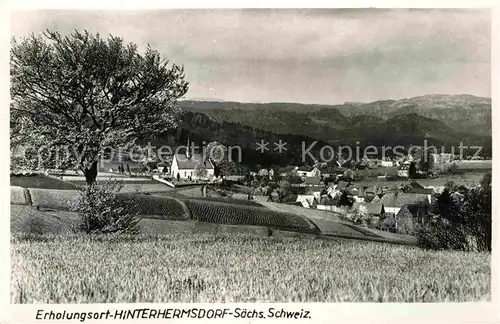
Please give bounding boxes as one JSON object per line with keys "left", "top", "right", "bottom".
{"left": 173, "top": 153, "right": 214, "bottom": 170}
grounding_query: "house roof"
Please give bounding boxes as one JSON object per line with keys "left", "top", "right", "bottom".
{"left": 296, "top": 195, "right": 315, "bottom": 203}
{"left": 380, "top": 192, "right": 429, "bottom": 208}
{"left": 407, "top": 188, "right": 434, "bottom": 195}
{"left": 336, "top": 181, "right": 350, "bottom": 190}
{"left": 173, "top": 153, "right": 214, "bottom": 170}
{"left": 396, "top": 205, "right": 412, "bottom": 219}
{"left": 351, "top": 202, "right": 384, "bottom": 215}
{"left": 297, "top": 166, "right": 315, "bottom": 172}
{"left": 370, "top": 195, "right": 381, "bottom": 203}
{"left": 405, "top": 203, "right": 429, "bottom": 217}
{"left": 408, "top": 181, "right": 425, "bottom": 189}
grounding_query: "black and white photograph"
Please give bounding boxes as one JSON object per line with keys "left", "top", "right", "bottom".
{"left": 7, "top": 7, "right": 493, "bottom": 308}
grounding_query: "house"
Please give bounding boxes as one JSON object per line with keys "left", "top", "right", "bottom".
{"left": 431, "top": 153, "right": 453, "bottom": 164}
{"left": 326, "top": 186, "right": 342, "bottom": 200}
{"left": 380, "top": 159, "right": 395, "bottom": 167}
{"left": 404, "top": 181, "right": 433, "bottom": 203}
{"left": 170, "top": 150, "right": 215, "bottom": 180}
{"left": 425, "top": 185, "right": 445, "bottom": 194}
{"left": 295, "top": 195, "right": 318, "bottom": 208}
{"left": 351, "top": 202, "right": 385, "bottom": 216}
{"left": 396, "top": 205, "right": 414, "bottom": 233}
{"left": 312, "top": 191, "right": 322, "bottom": 201}
{"left": 380, "top": 192, "right": 430, "bottom": 215}
{"left": 297, "top": 166, "right": 321, "bottom": 178}
{"left": 397, "top": 161, "right": 411, "bottom": 178}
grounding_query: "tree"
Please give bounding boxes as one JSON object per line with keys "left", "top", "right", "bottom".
{"left": 417, "top": 172, "right": 491, "bottom": 252}
{"left": 285, "top": 171, "right": 302, "bottom": 185}
{"left": 194, "top": 162, "right": 208, "bottom": 179}
{"left": 408, "top": 162, "right": 417, "bottom": 179}
{"left": 337, "top": 191, "right": 352, "bottom": 207}
{"left": 206, "top": 141, "right": 226, "bottom": 163}
{"left": 205, "top": 141, "right": 237, "bottom": 177}
{"left": 11, "top": 30, "right": 189, "bottom": 185}
{"left": 343, "top": 169, "right": 354, "bottom": 180}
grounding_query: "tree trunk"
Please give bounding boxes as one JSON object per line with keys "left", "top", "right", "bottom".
{"left": 82, "top": 160, "right": 99, "bottom": 185}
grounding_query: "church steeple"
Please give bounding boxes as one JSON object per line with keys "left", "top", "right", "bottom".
{"left": 186, "top": 135, "right": 191, "bottom": 159}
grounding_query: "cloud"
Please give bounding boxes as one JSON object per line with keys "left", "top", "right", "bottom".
{"left": 10, "top": 9, "right": 491, "bottom": 104}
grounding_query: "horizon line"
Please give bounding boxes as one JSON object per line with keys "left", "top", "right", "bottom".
{"left": 181, "top": 93, "right": 492, "bottom": 106}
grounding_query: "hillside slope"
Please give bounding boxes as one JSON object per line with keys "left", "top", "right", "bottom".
{"left": 179, "top": 94, "right": 491, "bottom": 139}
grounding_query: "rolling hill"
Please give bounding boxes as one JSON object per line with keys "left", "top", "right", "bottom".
{"left": 172, "top": 95, "right": 491, "bottom": 163}
{"left": 179, "top": 94, "right": 491, "bottom": 137}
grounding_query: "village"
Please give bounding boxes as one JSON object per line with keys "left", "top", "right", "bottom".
{"left": 8, "top": 8, "right": 492, "bottom": 306}
{"left": 97, "top": 140, "right": 490, "bottom": 237}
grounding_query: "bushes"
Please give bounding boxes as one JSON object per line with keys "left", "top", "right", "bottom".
{"left": 416, "top": 172, "right": 491, "bottom": 252}
{"left": 72, "top": 181, "right": 140, "bottom": 235}
{"left": 415, "top": 219, "right": 471, "bottom": 251}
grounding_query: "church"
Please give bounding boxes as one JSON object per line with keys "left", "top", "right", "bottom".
{"left": 170, "top": 140, "right": 215, "bottom": 180}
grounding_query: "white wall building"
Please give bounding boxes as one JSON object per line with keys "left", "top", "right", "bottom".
{"left": 170, "top": 149, "right": 214, "bottom": 180}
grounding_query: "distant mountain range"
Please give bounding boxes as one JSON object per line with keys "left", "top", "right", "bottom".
{"left": 155, "top": 94, "right": 492, "bottom": 167}
{"left": 179, "top": 94, "right": 491, "bottom": 137}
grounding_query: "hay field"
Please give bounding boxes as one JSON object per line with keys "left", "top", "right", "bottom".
{"left": 11, "top": 233, "right": 490, "bottom": 303}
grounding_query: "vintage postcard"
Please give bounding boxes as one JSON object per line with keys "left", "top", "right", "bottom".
{"left": 2, "top": 3, "right": 497, "bottom": 324}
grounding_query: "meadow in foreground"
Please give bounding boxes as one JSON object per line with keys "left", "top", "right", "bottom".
{"left": 11, "top": 233, "right": 490, "bottom": 303}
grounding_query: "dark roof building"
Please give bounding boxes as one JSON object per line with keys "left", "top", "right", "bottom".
{"left": 380, "top": 192, "right": 429, "bottom": 208}
{"left": 303, "top": 177, "right": 323, "bottom": 186}
{"left": 351, "top": 202, "right": 385, "bottom": 215}
{"left": 407, "top": 187, "right": 434, "bottom": 195}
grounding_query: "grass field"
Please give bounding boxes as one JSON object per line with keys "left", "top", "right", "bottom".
{"left": 11, "top": 233, "right": 490, "bottom": 303}
{"left": 10, "top": 174, "right": 79, "bottom": 190}
{"left": 355, "top": 171, "right": 487, "bottom": 189}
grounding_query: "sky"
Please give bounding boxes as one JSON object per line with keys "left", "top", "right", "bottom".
{"left": 11, "top": 9, "right": 491, "bottom": 104}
